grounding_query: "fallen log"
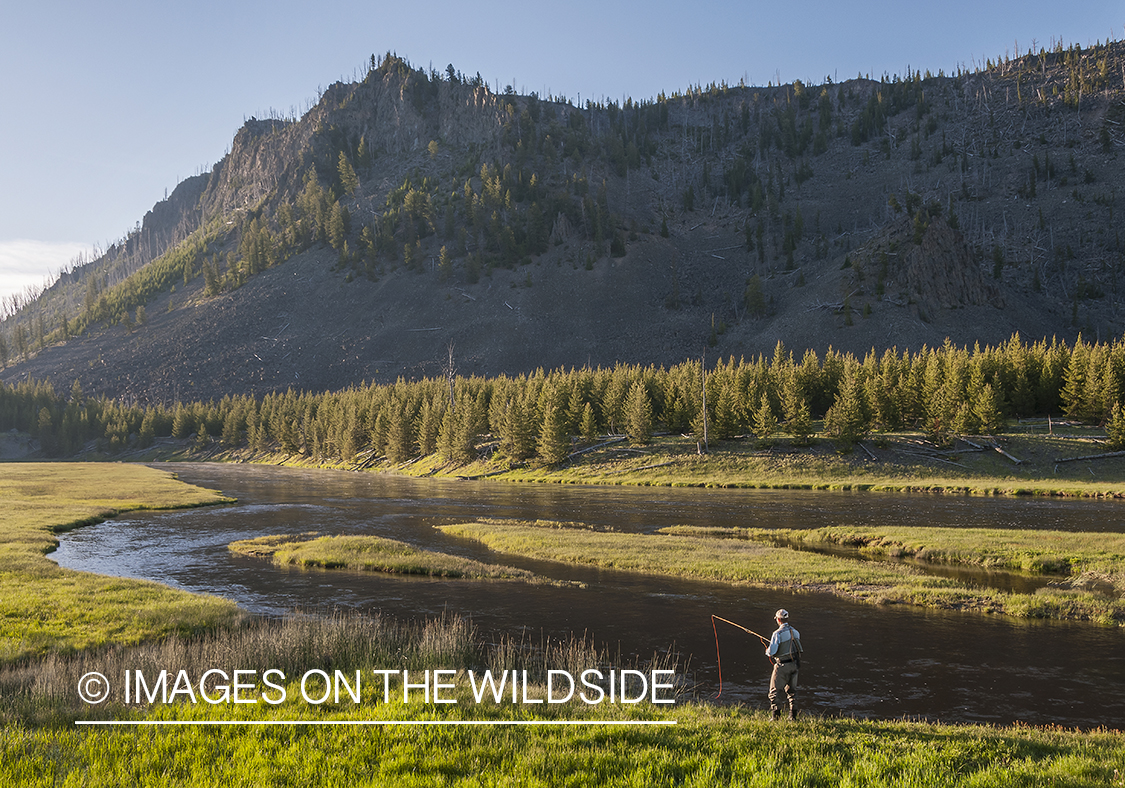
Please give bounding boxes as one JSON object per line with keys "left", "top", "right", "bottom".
{"left": 603, "top": 460, "right": 677, "bottom": 475}
{"left": 565, "top": 436, "right": 628, "bottom": 460}
{"left": 1053, "top": 450, "right": 1125, "bottom": 463}
{"left": 991, "top": 444, "right": 1023, "bottom": 465}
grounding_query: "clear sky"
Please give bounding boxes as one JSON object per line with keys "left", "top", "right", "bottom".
{"left": 0, "top": 0, "right": 1121, "bottom": 305}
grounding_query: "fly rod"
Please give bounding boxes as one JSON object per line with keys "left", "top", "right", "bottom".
{"left": 710, "top": 615, "right": 770, "bottom": 698}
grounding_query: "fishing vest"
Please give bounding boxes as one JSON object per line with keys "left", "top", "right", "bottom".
{"left": 773, "top": 626, "right": 802, "bottom": 662}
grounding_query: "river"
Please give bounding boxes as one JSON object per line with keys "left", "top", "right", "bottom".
{"left": 51, "top": 463, "right": 1125, "bottom": 729}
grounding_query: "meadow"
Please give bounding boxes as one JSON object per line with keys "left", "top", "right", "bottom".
{"left": 0, "top": 463, "right": 241, "bottom": 661}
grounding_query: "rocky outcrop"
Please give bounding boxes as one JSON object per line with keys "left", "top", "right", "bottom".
{"left": 902, "top": 219, "right": 1004, "bottom": 310}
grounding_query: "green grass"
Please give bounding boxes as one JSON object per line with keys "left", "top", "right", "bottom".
{"left": 382, "top": 428, "right": 1125, "bottom": 497}
{"left": 0, "top": 463, "right": 243, "bottom": 662}
{"left": 687, "top": 524, "right": 1125, "bottom": 579}
{"left": 440, "top": 520, "right": 1125, "bottom": 625}
{"left": 229, "top": 532, "right": 556, "bottom": 583}
{"left": 2, "top": 700, "right": 1122, "bottom": 786}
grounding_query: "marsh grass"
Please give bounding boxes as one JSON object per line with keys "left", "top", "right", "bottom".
{"left": 728, "top": 525, "right": 1125, "bottom": 581}
{"left": 0, "top": 611, "right": 685, "bottom": 728}
{"left": 0, "top": 464, "right": 241, "bottom": 662}
{"left": 441, "top": 520, "right": 1125, "bottom": 625}
{"left": 229, "top": 532, "right": 549, "bottom": 582}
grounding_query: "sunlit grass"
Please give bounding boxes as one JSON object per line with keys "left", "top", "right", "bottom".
{"left": 440, "top": 520, "right": 1125, "bottom": 625}
{"left": 229, "top": 532, "right": 550, "bottom": 582}
{"left": 1, "top": 700, "right": 1122, "bottom": 786}
{"left": 385, "top": 430, "right": 1125, "bottom": 498}
{"left": 0, "top": 463, "right": 242, "bottom": 662}
{"left": 706, "top": 524, "right": 1125, "bottom": 579}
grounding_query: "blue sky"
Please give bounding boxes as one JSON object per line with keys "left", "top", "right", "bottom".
{"left": 0, "top": 0, "right": 1121, "bottom": 304}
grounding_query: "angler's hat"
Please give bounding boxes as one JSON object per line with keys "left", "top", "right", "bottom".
{"left": 775, "top": 609, "right": 789, "bottom": 620}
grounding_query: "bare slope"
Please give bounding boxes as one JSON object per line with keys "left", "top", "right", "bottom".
{"left": 3, "top": 46, "right": 1122, "bottom": 402}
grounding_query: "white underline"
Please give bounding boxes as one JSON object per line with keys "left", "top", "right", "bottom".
{"left": 76, "top": 719, "right": 677, "bottom": 727}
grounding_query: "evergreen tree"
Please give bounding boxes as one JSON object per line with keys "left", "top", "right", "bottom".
{"left": 416, "top": 398, "right": 442, "bottom": 456}
{"left": 823, "top": 372, "right": 868, "bottom": 449}
{"left": 328, "top": 202, "right": 348, "bottom": 250}
{"left": 221, "top": 409, "right": 243, "bottom": 448}
{"left": 338, "top": 152, "right": 360, "bottom": 196}
{"left": 579, "top": 402, "right": 598, "bottom": 440}
{"left": 171, "top": 404, "right": 192, "bottom": 439}
{"left": 195, "top": 422, "right": 211, "bottom": 451}
{"left": 971, "top": 383, "right": 1004, "bottom": 434}
{"left": 624, "top": 380, "right": 653, "bottom": 444}
{"left": 385, "top": 399, "right": 416, "bottom": 465}
{"left": 537, "top": 397, "right": 570, "bottom": 465}
{"left": 498, "top": 392, "right": 537, "bottom": 462}
{"left": 1107, "top": 402, "right": 1125, "bottom": 449}
{"left": 752, "top": 393, "right": 777, "bottom": 446}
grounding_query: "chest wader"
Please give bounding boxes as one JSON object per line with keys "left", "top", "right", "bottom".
{"left": 769, "top": 631, "right": 801, "bottom": 720}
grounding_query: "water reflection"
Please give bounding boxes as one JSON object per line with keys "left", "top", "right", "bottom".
{"left": 50, "top": 463, "right": 1125, "bottom": 729}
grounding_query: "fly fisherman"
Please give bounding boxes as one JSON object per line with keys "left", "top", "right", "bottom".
{"left": 765, "top": 608, "right": 802, "bottom": 720}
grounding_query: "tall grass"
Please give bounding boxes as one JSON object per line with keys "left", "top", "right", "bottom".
{"left": 0, "top": 611, "right": 686, "bottom": 728}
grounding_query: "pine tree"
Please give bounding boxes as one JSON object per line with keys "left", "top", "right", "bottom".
{"left": 580, "top": 402, "right": 598, "bottom": 440}
{"left": 537, "top": 398, "right": 570, "bottom": 465}
{"left": 338, "top": 152, "right": 359, "bottom": 196}
{"left": 221, "top": 409, "right": 243, "bottom": 447}
{"left": 385, "top": 399, "right": 415, "bottom": 465}
{"left": 823, "top": 372, "right": 868, "bottom": 449}
{"left": 752, "top": 393, "right": 777, "bottom": 446}
{"left": 416, "top": 398, "right": 442, "bottom": 456}
{"left": 971, "top": 383, "right": 1004, "bottom": 434}
{"left": 498, "top": 392, "right": 536, "bottom": 462}
{"left": 1107, "top": 402, "right": 1125, "bottom": 449}
{"left": 624, "top": 380, "right": 653, "bottom": 445}
{"left": 171, "top": 404, "right": 192, "bottom": 439}
{"left": 328, "top": 202, "right": 348, "bottom": 250}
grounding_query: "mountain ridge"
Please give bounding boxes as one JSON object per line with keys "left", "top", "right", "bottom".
{"left": 3, "top": 44, "right": 1124, "bottom": 403}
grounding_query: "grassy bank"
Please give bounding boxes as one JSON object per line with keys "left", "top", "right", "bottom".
{"left": 665, "top": 524, "right": 1125, "bottom": 581}
{"left": 0, "top": 463, "right": 242, "bottom": 662}
{"left": 136, "top": 425, "right": 1125, "bottom": 497}
{"left": 429, "top": 429, "right": 1125, "bottom": 496}
{"left": 229, "top": 533, "right": 556, "bottom": 583}
{"left": 1, "top": 613, "right": 1122, "bottom": 787}
{"left": 440, "top": 520, "right": 1125, "bottom": 625}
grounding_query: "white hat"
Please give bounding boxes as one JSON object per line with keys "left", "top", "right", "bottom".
{"left": 775, "top": 609, "right": 789, "bottom": 620}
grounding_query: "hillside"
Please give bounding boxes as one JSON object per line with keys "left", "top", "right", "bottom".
{"left": 2, "top": 45, "right": 1124, "bottom": 403}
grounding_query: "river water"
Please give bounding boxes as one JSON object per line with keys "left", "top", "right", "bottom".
{"left": 51, "top": 463, "right": 1125, "bottom": 729}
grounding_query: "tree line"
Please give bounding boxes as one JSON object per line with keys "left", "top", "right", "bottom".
{"left": 4, "top": 333, "right": 1125, "bottom": 464}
